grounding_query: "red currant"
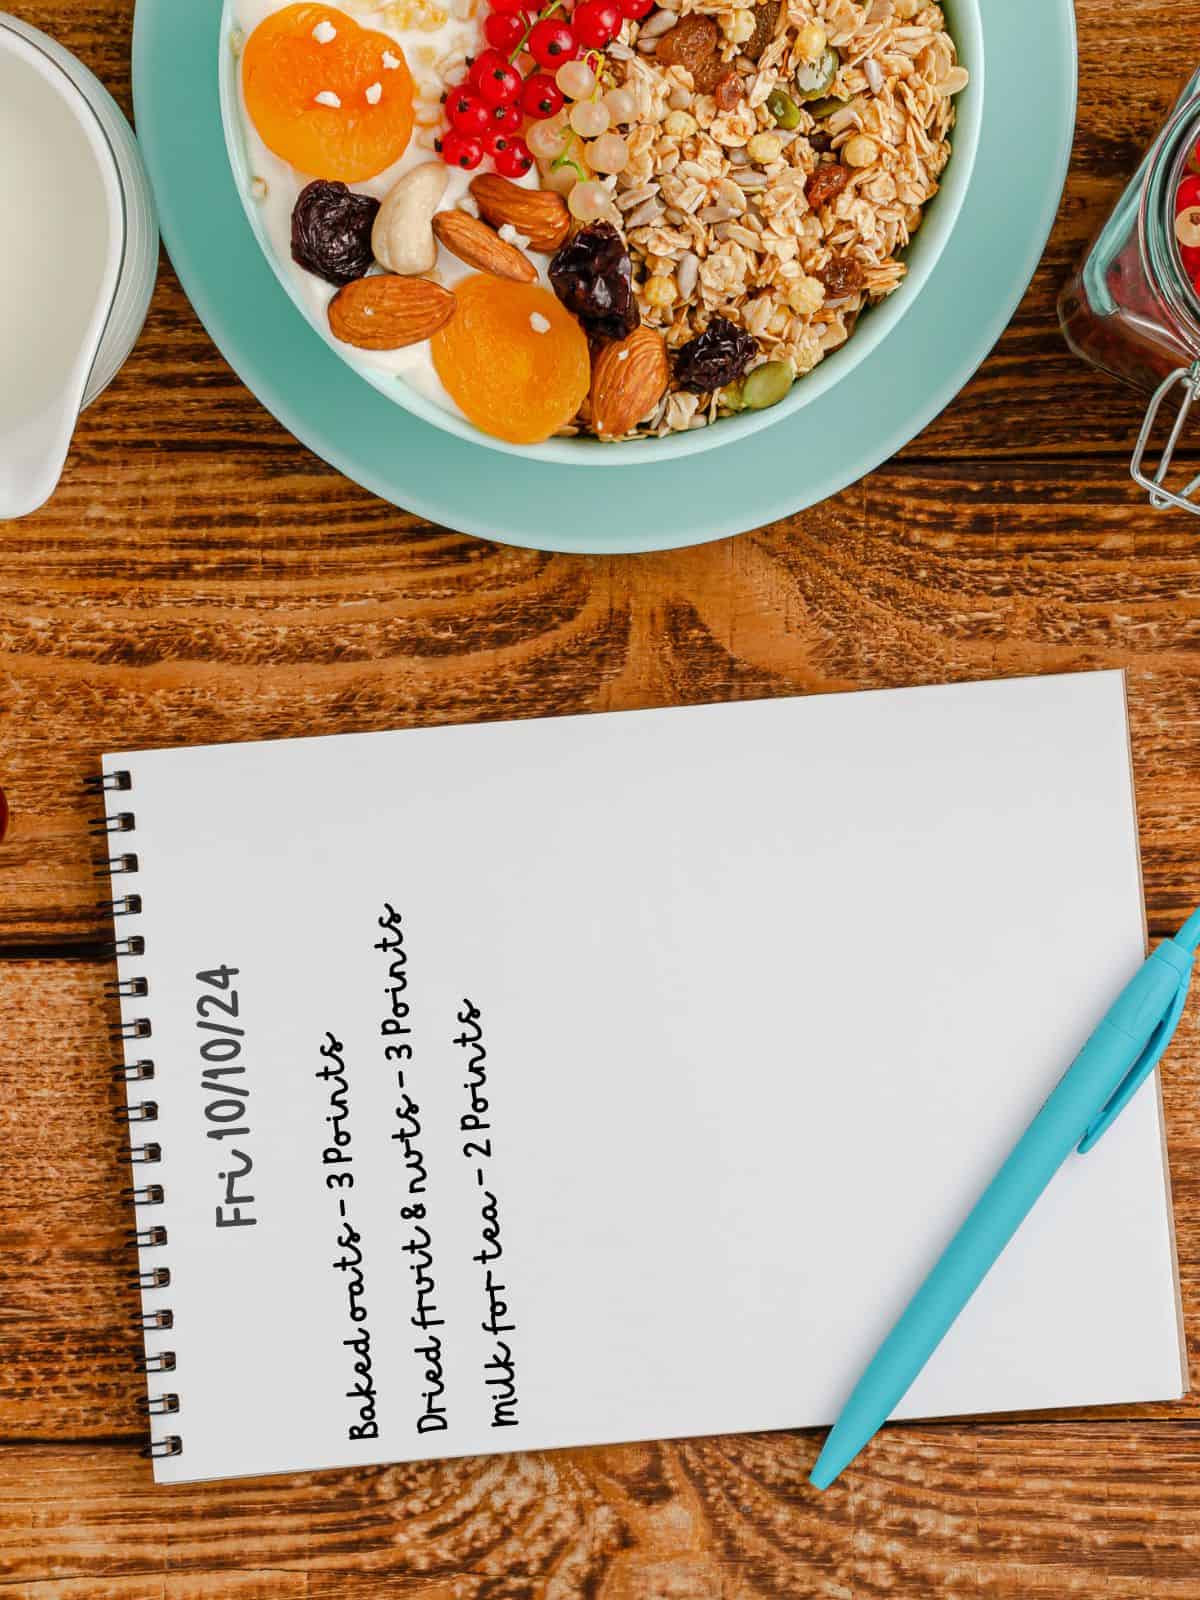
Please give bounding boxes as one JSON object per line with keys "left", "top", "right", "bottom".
{"left": 485, "top": 129, "right": 514, "bottom": 158}
{"left": 439, "top": 129, "right": 485, "bottom": 169}
{"left": 484, "top": 10, "right": 527, "bottom": 49}
{"left": 445, "top": 87, "right": 491, "bottom": 135}
{"left": 572, "top": 0, "right": 621, "bottom": 47}
{"left": 477, "top": 57, "right": 523, "bottom": 104}
{"left": 617, "top": 0, "right": 653, "bottom": 18}
{"left": 469, "top": 48, "right": 509, "bottom": 89}
{"left": 493, "top": 135, "right": 533, "bottom": 178}
{"left": 1177, "top": 175, "right": 1200, "bottom": 215}
{"left": 488, "top": 100, "right": 522, "bottom": 133}
{"left": 528, "top": 17, "right": 577, "bottom": 66}
{"left": 521, "top": 72, "right": 564, "bottom": 119}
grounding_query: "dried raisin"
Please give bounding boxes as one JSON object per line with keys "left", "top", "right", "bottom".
{"left": 745, "top": 0, "right": 779, "bottom": 62}
{"left": 805, "top": 162, "right": 852, "bottom": 209}
{"left": 656, "top": 14, "right": 721, "bottom": 92}
{"left": 549, "top": 221, "right": 639, "bottom": 341}
{"left": 674, "top": 316, "right": 758, "bottom": 393}
{"left": 291, "top": 180, "right": 381, "bottom": 287}
{"left": 713, "top": 71, "right": 745, "bottom": 110}
{"left": 818, "top": 256, "right": 866, "bottom": 298}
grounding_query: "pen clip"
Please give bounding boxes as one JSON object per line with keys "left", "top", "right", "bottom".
{"left": 1077, "top": 977, "right": 1189, "bottom": 1154}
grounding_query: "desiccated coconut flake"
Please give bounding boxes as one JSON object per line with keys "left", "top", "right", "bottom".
{"left": 314, "top": 90, "right": 342, "bottom": 108}
{"left": 312, "top": 19, "right": 337, "bottom": 42}
{"left": 365, "top": 82, "right": 383, "bottom": 105}
{"left": 530, "top": 312, "right": 551, "bottom": 334}
{"left": 498, "top": 222, "right": 531, "bottom": 249}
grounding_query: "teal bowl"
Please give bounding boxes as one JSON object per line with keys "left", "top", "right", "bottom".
{"left": 219, "top": 0, "right": 984, "bottom": 467}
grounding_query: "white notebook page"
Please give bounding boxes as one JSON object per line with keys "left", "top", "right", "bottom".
{"left": 106, "top": 671, "right": 1186, "bottom": 1484}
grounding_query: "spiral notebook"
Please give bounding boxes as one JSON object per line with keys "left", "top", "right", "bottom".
{"left": 98, "top": 671, "right": 1186, "bottom": 1484}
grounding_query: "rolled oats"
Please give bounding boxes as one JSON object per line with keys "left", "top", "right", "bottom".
{"left": 596, "top": 0, "right": 966, "bottom": 436}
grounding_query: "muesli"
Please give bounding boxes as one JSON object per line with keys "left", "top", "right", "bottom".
{"left": 234, "top": 0, "right": 968, "bottom": 445}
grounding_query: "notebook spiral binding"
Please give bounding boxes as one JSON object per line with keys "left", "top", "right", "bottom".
{"left": 87, "top": 768, "right": 182, "bottom": 1463}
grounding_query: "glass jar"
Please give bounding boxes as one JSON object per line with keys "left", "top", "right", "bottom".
{"left": 1059, "top": 68, "right": 1200, "bottom": 514}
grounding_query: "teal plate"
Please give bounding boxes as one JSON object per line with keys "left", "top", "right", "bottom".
{"left": 132, "top": 1, "right": 1076, "bottom": 555}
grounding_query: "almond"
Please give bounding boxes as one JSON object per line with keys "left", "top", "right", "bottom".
{"left": 589, "top": 325, "right": 669, "bottom": 440}
{"left": 469, "top": 174, "right": 571, "bottom": 253}
{"left": 328, "top": 275, "right": 456, "bottom": 350}
{"left": 432, "top": 210, "right": 537, "bottom": 283}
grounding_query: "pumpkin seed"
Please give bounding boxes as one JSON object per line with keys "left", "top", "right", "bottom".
{"left": 742, "top": 360, "right": 794, "bottom": 410}
{"left": 767, "top": 88, "right": 801, "bottom": 129}
{"left": 794, "top": 47, "right": 840, "bottom": 101}
{"left": 719, "top": 379, "right": 747, "bottom": 413}
{"left": 806, "top": 94, "right": 849, "bottom": 118}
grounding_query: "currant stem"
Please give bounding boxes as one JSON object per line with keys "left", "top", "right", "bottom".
{"left": 508, "top": 0, "right": 565, "bottom": 66}
{"left": 550, "top": 127, "right": 586, "bottom": 178}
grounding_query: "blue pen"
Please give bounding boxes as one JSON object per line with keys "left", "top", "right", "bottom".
{"left": 810, "top": 905, "right": 1200, "bottom": 1492}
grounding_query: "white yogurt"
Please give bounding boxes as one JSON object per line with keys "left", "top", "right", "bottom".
{"left": 232, "top": 0, "right": 551, "bottom": 421}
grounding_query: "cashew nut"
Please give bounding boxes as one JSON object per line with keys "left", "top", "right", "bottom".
{"left": 372, "top": 162, "right": 450, "bottom": 276}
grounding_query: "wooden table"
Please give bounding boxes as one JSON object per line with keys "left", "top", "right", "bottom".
{"left": 6, "top": 0, "right": 1200, "bottom": 1593}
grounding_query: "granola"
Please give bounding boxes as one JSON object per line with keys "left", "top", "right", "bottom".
{"left": 598, "top": 0, "right": 967, "bottom": 435}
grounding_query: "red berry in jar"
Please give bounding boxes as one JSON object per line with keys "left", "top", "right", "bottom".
{"left": 478, "top": 57, "right": 523, "bottom": 104}
{"left": 440, "top": 129, "right": 485, "bottom": 169}
{"left": 484, "top": 10, "right": 527, "bottom": 50}
{"left": 617, "top": 0, "right": 654, "bottom": 18}
{"left": 493, "top": 135, "right": 534, "bottom": 177}
{"left": 488, "top": 99, "right": 522, "bottom": 133}
{"left": 521, "top": 72, "right": 564, "bottom": 118}
{"left": 528, "top": 17, "right": 577, "bottom": 66}
{"left": 573, "top": 0, "right": 621, "bottom": 47}
{"left": 1176, "top": 174, "right": 1200, "bottom": 215}
{"left": 446, "top": 87, "right": 491, "bottom": 135}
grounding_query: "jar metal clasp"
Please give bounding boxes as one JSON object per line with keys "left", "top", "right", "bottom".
{"left": 1131, "top": 361, "right": 1200, "bottom": 514}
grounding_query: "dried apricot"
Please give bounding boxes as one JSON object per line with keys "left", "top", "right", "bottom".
{"left": 242, "top": 4, "right": 414, "bottom": 183}
{"left": 431, "top": 275, "right": 589, "bottom": 445}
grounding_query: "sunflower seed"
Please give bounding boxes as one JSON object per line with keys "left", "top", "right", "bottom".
{"left": 617, "top": 182, "right": 659, "bottom": 211}
{"left": 639, "top": 9, "right": 678, "bottom": 36}
{"left": 626, "top": 198, "right": 666, "bottom": 227}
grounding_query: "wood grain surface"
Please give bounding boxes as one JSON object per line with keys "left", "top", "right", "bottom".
{"left": 6, "top": 0, "right": 1200, "bottom": 1593}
